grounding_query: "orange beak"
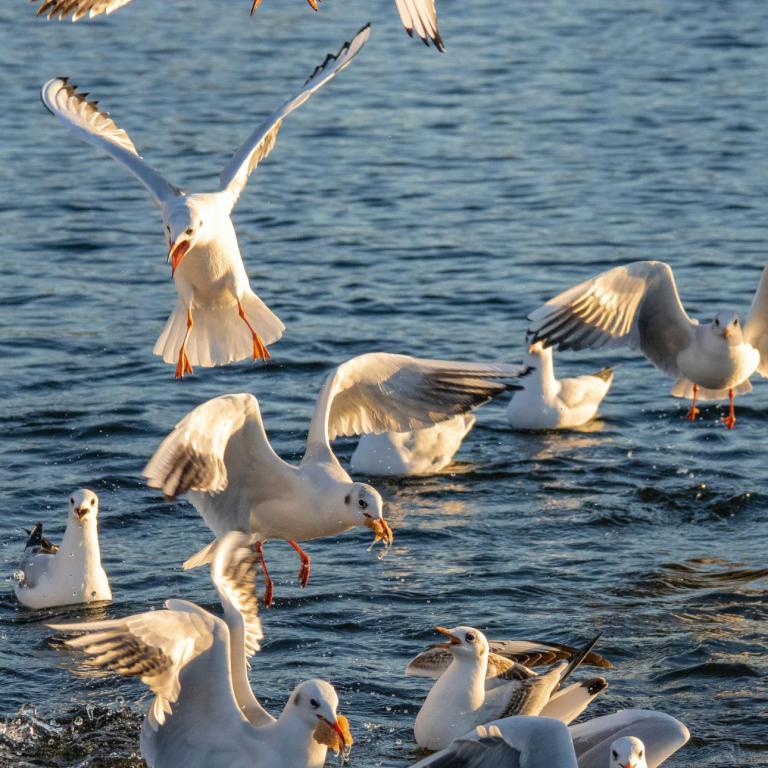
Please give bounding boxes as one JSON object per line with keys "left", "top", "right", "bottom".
{"left": 722, "top": 328, "right": 731, "bottom": 339}
{"left": 169, "top": 240, "right": 190, "bottom": 278}
{"left": 430, "top": 626, "right": 461, "bottom": 649}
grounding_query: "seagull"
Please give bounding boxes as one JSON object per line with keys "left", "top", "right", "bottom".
{"left": 528, "top": 261, "right": 768, "bottom": 429}
{"left": 144, "top": 352, "right": 527, "bottom": 604}
{"left": 40, "top": 26, "right": 370, "bottom": 378}
{"left": 506, "top": 342, "right": 613, "bottom": 430}
{"left": 13, "top": 489, "right": 111, "bottom": 610}
{"left": 413, "top": 626, "right": 605, "bottom": 751}
{"left": 31, "top": 0, "right": 445, "bottom": 52}
{"left": 50, "top": 532, "right": 353, "bottom": 768}
{"left": 572, "top": 709, "right": 690, "bottom": 768}
{"left": 410, "top": 709, "right": 689, "bottom": 768}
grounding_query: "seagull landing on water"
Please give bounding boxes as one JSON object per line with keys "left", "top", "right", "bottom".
{"left": 412, "top": 626, "right": 606, "bottom": 751}
{"left": 13, "top": 489, "right": 111, "bottom": 610}
{"left": 40, "top": 25, "right": 370, "bottom": 378}
{"left": 50, "top": 532, "right": 353, "bottom": 768}
{"left": 506, "top": 342, "right": 613, "bottom": 430}
{"left": 32, "top": 0, "right": 445, "bottom": 52}
{"left": 528, "top": 261, "right": 768, "bottom": 429}
{"left": 143, "top": 352, "right": 528, "bottom": 605}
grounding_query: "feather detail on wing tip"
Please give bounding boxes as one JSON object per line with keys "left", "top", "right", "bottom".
{"left": 303, "top": 23, "right": 371, "bottom": 85}
{"left": 592, "top": 367, "right": 613, "bottom": 382}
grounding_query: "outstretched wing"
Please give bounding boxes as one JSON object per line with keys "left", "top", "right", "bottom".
{"left": 49, "top": 601, "right": 217, "bottom": 728}
{"left": 528, "top": 261, "right": 696, "bottom": 378}
{"left": 32, "top": 0, "right": 134, "bottom": 21}
{"left": 143, "top": 393, "right": 295, "bottom": 537}
{"left": 211, "top": 532, "right": 263, "bottom": 658}
{"left": 218, "top": 25, "right": 370, "bottom": 208}
{"left": 305, "top": 352, "right": 528, "bottom": 461}
{"left": 41, "top": 78, "right": 180, "bottom": 208}
{"left": 393, "top": 0, "right": 444, "bottom": 51}
{"left": 743, "top": 265, "right": 768, "bottom": 377}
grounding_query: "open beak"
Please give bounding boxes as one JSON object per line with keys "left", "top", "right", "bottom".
{"left": 363, "top": 514, "right": 393, "bottom": 555}
{"left": 75, "top": 507, "right": 87, "bottom": 522}
{"left": 168, "top": 240, "right": 190, "bottom": 277}
{"left": 430, "top": 626, "right": 461, "bottom": 649}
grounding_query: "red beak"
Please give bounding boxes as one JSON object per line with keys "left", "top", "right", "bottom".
{"left": 169, "top": 240, "right": 190, "bottom": 277}
{"left": 328, "top": 717, "right": 348, "bottom": 747}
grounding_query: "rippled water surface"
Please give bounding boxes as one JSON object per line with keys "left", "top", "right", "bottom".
{"left": 1, "top": 1, "right": 767, "bottom": 765}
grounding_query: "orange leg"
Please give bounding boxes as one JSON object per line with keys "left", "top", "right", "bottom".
{"left": 237, "top": 300, "right": 270, "bottom": 361}
{"left": 288, "top": 540, "right": 311, "bottom": 588}
{"left": 174, "top": 308, "right": 194, "bottom": 379}
{"left": 249, "top": 0, "right": 263, "bottom": 15}
{"left": 686, "top": 384, "right": 700, "bottom": 421}
{"left": 306, "top": 0, "right": 319, "bottom": 9}
{"left": 255, "top": 541, "right": 274, "bottom": 607}
{"left": 722, "top": 388, "right": 736, "bottom": 429}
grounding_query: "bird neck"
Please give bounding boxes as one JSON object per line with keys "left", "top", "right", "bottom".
{"left": 272, "top": 711, "right": 325, "bottom": 767}
{"left": 526, "top": 346, "right": 557, "bottom": 392}
{"left": 58, "top": 518, "right": 101, "bottom": 571}
{"left": 433, "top": 652, "right": 487, "bottom": 710}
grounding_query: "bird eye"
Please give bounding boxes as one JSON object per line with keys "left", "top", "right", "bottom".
{"left": 165, "top": 225, "right": 170, "bottom": 232}
{"left": 714, "top": 318, "right": 720, "bottom": 326}
{"left": 734, "top": 318, "right": 739, "bottom": 325}
{"left": 465, "top": 632, "right": 475, "bottom": 642}
{"left": 185, "top": 227, "right": 193, "bottom": 235}
{"left": 358, "top": 499, "right": 368, "bottom": 510}
{"left": 310, "top": 698, "right": 320, "bottom": 709}
{"left": 90, "top": 497, "right": 95, "bottom": 506}
{"left": 638, "top": 751, "right": 643, "bottom": 759}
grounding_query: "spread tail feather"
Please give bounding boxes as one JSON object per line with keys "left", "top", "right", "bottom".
{"left": 154, "top": 292, "right": 284, "bottom": 368}
{"left": 671, "top": 378, "right": 752, "bottom": 401}
{"left": 183, "top": 540, "right": 218, "bottom": 570}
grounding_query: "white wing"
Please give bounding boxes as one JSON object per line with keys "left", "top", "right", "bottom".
{"left": 33, "top": 0, "right": 134, "bottom": 21}
{"left": 41, "top": 78, "right": 180, "bottom": 208}
{"left": 49, "top": 600, "right": 217, "bottom": 728}
{"left": 412, "top": 719, "right": 578, "bottom": 768}
{"left": 393, "top": 0, "right": 444, "bottom": 51}
{"left": 528, "top": 261, "right": 696, "bottom": 378}
{"left": 143, "top": 393, "right": 296, "bottom": 537}
{"left": 743, "top": 265, "right": 768, "bottom": 376}
{"left": 211, "top": 532, "right": 263, "bottom": 658}
{"left": 305, "top": 352, "right": 528, "bottom": 461}
{"left": 571, "top": 709, "right": 690, "bottom": 768}
{"left": 218, "top": 25, "right": 371, "bottom": 208}
{"left": 539, "top": 678, "right": 608, "bottom": 725}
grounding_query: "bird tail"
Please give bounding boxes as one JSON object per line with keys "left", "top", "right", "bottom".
{"left": 153, "top": 292, "right": 284, "bottom": 368}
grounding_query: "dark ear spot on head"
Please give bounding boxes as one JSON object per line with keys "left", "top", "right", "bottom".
{"left": 294, "top": 692, "right": 300, "bottom": 706}
{"left": 344, "top": 494, "right": 350, "bottom": 505}
{"left": 90, "top": 497, "right": 95, "bottom": 506}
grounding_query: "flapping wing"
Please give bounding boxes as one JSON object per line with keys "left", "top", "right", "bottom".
{"left": 415, "top": 732, "right": 522, "bottom": 768}
{"left": 305, "top": 352, "right": 528, "bottom": 459}
{"left": 528, "top": 261, "right": 696, "bottom": 378}
{"left": 32, "top": 0, "right": 134, "bottom": 21}
{"left": 393, "top": 0, "right": 444, "bottom": 51}
{"left": 144, "top": 393, "right": 295, "bottom": 537}
{"left": 406, "top": 649, "right": 534, "bottom": 682}
{"left": 571, "top": 709, "right": 690, "bottom": 768}
{"left": 743, "top": 266, "right": 768, "bottom": 377}
{"left": 41, "top": 78, "right": 180, "bottom": 208}
{"left": 211, "top": 532, "right": 263, "bottom": 658}
{"left": 49, "top": 601, "right": 216, "bottom": 728}
{"left": 218, "top": 25, "right": 370, "bottom": 208}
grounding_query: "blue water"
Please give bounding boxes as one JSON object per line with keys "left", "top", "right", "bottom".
{"left": 1, "top": 1, "right": 767, "bottom": 765}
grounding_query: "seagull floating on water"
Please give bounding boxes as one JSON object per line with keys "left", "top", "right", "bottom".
{"left": 40, "top": 25, "right": 370, "bottom": 378}
{"left": 144, "top": 352, "right": 527, "bottom": 604}
{"left": 413, "top": 626, "right": 606, "bottom": 751}
{"left": 50, "top": 532, "right": 352, "bottom": 768}
{"left": 13, "top": 489, "right": 111, "bottom": 610}
{"left": 411, "top": 709, "right": 689, "bottom": 768}
{"left": 506, "top": 342, "right": 613, "bottom": 430}
{"left": 32, "top": 0, "right": 444, "bottom": 51}
{"left": 528, "top": 261, "right": 768, "bottom": 429}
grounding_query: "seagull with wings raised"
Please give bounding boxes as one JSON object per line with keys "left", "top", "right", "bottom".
{"left": 528, "top": 261, "right": 768, "bottom": 429}
{"left": 413, "top": 626, "right": 606, "bottom": 751}
{"left": 50, "top": 532, "right": 353, "bottom": 768}
{"left": 32, "top": 0, "right": 444, "bottom": 52}
{"left": 40, "top": 26, "right": 370, "bottom": 378}
{"left": 144, "top": 352, "right": 528, "bottom": 604}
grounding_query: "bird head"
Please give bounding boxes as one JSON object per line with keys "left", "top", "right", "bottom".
{"left": 163, "top": 201, "right": 208, "bottom": 277}
{"left": 711, "top": 310, "right": 743, "bottom": 346}
{"left": 68, "top": 489, "right": 99, "bottom": 525}
{"left": 609, "top": 736, "right": 647, "bottom": 768}
{"left": 346, "top": 483, "right": 393, "bottom": 553}
{"left": 288, "top": 679, "right": 351, "bottom": 754}
{"left": 527, "top": 340, "right": 545, "bottom": 356}
{"left": 430, "top": 625, "right": 488, "bottom": 661}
